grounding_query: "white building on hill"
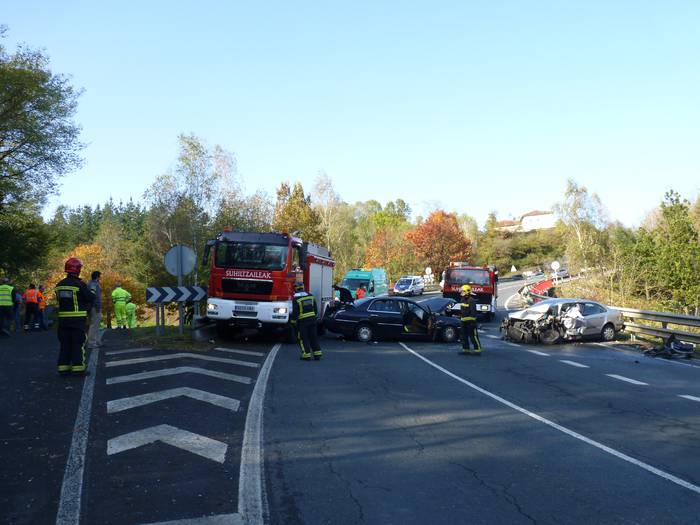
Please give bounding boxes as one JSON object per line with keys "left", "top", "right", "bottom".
{"left": 495, "top": 210, "right": 557, "bottom": 232}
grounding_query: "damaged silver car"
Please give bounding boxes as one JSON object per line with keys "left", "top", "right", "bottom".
{"left": 501, "top": 298, "right": 624, "bottom": 344}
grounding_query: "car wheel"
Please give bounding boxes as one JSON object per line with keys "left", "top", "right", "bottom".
{"left": 540, "top": 329, "right": 561, "bottom": 345}
{"left": 355, "top": 323, "right": 374, "bottom": 343}
{"left": 441, "top": 325, "right": 458, "bottom": 343}
{"left": 601, "top": 323, "right": 616, "bottom": 342}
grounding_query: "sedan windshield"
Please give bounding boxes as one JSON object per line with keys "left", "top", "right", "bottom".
{"left": 215, "top": 242, "right": 288, "bottom": 270}
{"left": 341, "top": 278, "right": 369, "bottom": 290}
{"left": 396, "top": 278, "right": 412, "bottom": 286}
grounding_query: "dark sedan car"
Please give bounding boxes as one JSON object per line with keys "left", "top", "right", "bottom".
{"left": 323, "top": 294, "right": 461, "bottom": 343}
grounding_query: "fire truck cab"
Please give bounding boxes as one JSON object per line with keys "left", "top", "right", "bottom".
{"left": 442, "top": 263, "right": 499, "bottom": 321}
{"left": 203, "top": 231, "right": 334, "bottom": 336}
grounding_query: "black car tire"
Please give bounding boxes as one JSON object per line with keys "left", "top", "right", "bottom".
{"left": 601, "top": 323, "right": 616, "bottom": 342}
{"left": 441, "top": 325, "right": 458, "bottom": 343}
{"left": 355, "top": 323, "right": 374, "bottom": 343}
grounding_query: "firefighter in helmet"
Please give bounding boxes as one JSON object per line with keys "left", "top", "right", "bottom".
{"left": 55, "top": 258, "right": 95, "bottom": 375}
{"left": 459, "top": 284, "right": 482, "bottom": 355}
{"left": 290, "top": 282, "right": 323, "bottom": 360}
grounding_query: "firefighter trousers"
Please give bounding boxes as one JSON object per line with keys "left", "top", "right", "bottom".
{"left": 461, "top": 320, "right": 481, "bottom": 353}
{"left": 57, "top": 326, "right": 87, "bottom": 374}
{"left": 296, "top": 320, "right": 322, "bottom": 359}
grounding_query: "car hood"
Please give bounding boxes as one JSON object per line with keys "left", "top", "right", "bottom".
{"left": 333, "top": 285, "right": 354, "bottom": 303}
{"left": 508, "top": 303, "right": 551, "bottom": 321}
{"left": 421, "top": 297, "right": 456, "bottom": 314}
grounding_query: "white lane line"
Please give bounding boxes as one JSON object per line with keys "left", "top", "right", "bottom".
{"left": 485, "top": 334, "right": 500, "bottom": 339}
{"left": 107, "top": 424, "right": 228, "bottom": 463}
{"left": 238, "top": 343, "right": 281, "bottom": 525}
{"left": 105, "top": 347, "right": 153, "bottom": 356}
{"left": 141, "top": 514, "right": 243, "bottom": 525}
{"left": 678, "top": 395, "right": 700, "bottom": 403}
{"left": 398, "top": 342, "right": 700, "bottom": 495}
{"left": 105, "top": 352, "right": 259, "bottom": 369}
{"left": 55, "top": 349, "right": 99, "bottom": 525}
{"left": 107, "top": 387, "right": 240, "bottom": 413}
{"left": 503, "top": 341, "right": 520, "bottom": 348}
{"left": 504, "top": 293, "right": 522, "bottom": 310}
{"left": 106, "top": 366, "right": 253, "bottom": 385}
{"left": 527, "top": 349, "right": 550, "bottom": 357}
{"left": 215, "top": 347, "right": 265, "bottom": 357}
{"left": 559, "top": 360, "right": 590, "bottom": 368}
{"left": 606, "top": 374, "right": 648, "bottom": 386}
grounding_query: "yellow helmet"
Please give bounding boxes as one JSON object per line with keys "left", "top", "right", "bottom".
{"left": 460, "top": 284, "right": 472, "bottom": 295}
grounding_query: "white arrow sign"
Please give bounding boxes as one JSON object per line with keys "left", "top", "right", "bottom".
{"left": 107, "top": 424, "right": 228, "bottom": 463}
{"left": 107, "top": 387, "right": 241, "bottom": 414}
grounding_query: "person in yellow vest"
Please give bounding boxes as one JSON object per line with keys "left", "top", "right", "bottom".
{"left": 290, "top": 282, "right": 323, "bottom": 360}
{"left": 111, "top": 283, "right": 132, "bottom": 329}
{"left": 459, "top": 284, "right": 482, "bottom": 355}
{"left": 0, "top": 277, "right": 15, "bottom": 337}
{"left": 125, "top": 299, "right": 137, "bottom": 329}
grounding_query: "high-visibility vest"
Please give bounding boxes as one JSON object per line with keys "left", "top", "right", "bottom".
{"left": 0, "top": 284, "right": 12, "bottom": 307}
{"left": 24, "top": 289, "right": 39, "bottom": 303}
{"left": 296, "top": 294, "right": 317, "bottom": 321}
{"left": 112, "top": 288, "right": 131, "bottom": 303}
{"left": 55, "top": 285, "right": 88, "bottom": 318}
{"left": 37, "top": 291, "right": 46, "bottom": 310}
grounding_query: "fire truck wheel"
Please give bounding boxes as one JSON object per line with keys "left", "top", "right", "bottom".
{"left": 355, "top": 323, "right": 374, "bottom": 343}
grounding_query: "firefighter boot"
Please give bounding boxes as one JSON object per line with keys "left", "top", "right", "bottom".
{"left": 313, "top": 351, "right": 323, "bottom": 360}
{"left": 300, "top": 352, "right": 312, "bottom": 361}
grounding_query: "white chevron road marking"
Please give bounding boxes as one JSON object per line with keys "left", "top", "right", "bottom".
{"left": 105, "top": 352, "right": 259, "bottom": 368}
{"left": 107, "top": 424, "right": 228, "bottom": 463}
{"left": 106, "top": 366, "right": 253, "bottom": 385}
{"left": 214, "top": 347, "right": 265, "bottom": 357}
{"left": 107, "top": 387, "right": 240, "bottom": 413}
{"left": 105, "top": 347, "right": 154, "bottom": 356}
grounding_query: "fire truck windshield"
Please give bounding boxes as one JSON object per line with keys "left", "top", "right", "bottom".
{"left": 446, "top": 268, "right": 490, "bottom": 286}
{"left": 215, "top": 241, "right": 288, "bottom": 270}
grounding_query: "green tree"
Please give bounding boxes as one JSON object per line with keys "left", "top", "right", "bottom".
{"left": 0, "top": 27, "right": 83, "bottom": 208}
{"left": 272, "top": 181, "right": 322, "bottom": 243}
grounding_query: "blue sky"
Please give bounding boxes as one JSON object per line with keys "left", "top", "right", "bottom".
{"left": 4, "top": 1, "right": 699, "bottom": 226}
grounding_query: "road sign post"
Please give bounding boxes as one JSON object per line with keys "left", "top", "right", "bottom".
{"left": 164, "top": 245, "right": 197, "bottom": 334}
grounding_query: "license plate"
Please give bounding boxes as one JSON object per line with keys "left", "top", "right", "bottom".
{"left": 235, "top": 305, "right": 255, "bottom": 312}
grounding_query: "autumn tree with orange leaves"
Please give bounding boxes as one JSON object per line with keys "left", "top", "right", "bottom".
{"left": 406, "top": 211, "right": 472, "bottom": 275}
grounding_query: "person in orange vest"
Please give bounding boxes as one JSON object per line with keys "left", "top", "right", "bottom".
{"left": 23, "top": 284, "right": 40, "bottom": 332}
{"left": 37, "top": 285, "right": 48, "bottom": 331}
{"left": 355, "top": 283, "right": 367, "bottom": 300}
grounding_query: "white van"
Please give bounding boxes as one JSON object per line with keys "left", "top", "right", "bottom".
{"left": 393, "top": 275, "right": 425, "bottom": 296}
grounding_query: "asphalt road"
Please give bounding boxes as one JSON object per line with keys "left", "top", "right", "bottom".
{"left": 3, "top": 281, "right": 700, "bottom": 524}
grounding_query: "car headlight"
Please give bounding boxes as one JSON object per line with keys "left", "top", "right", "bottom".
{"left": 273, "top": 307, "right": 288, "bottom": 314}
{"left": 207, "top": 303, "right": 218, "bottom": 311}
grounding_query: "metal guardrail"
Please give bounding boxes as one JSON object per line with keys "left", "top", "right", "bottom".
{"left": 614, "top": 307, "right": 700, "bottom": 345}
{"left": 521, "top": 280, "right": 700, "bottom": 346}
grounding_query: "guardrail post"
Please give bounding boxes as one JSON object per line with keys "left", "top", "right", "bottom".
{"left": 662, "top": 321, "right": 668, "bottom": 329}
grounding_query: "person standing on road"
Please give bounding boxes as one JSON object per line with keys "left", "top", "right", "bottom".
{"left": 111, "top": 283, "right": 131, "bottom": 329}
{"left": 125, "top": 298, "right": 137, "bottom": 329}
{"left": 12, "top": 289, "right": 22, "bottom": 332}
{"left": 355, "top": 283, "right": 367, "bottom": 300}
{"left": 22, "top": 284, "right": 40, "bottom": 332}
{"left": 290, "top": 282, "right": 323, "bottom": 361}
{"left": 87, "top": 271, "right": 103, "bottom": 348}
{"left": 0, "top": 277, "right": 15, "bottom": 337}
{"left": 36, "top": 285, "right": 48, "bottom": 330}
{"left": 459, "top": 284, "right": 482, "bottom": 355}
{"left": 55, "top": 258, "right": 95, "bottom": 375}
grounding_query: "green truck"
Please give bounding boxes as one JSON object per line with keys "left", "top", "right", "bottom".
{"left": 337, "top": 268, "right": 389, "bottom": 299}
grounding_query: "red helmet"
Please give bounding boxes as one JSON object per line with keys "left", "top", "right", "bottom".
{"left": 64, "top": 257, "right": 83, "bottom": 276}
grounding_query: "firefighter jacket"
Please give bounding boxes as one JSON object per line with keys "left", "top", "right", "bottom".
{"left": 55, "top": 275, "right": 95, "bottom": 328}
{"left": 459, "top": 295, "right": 478, "bottom": 321}
{"left": 111, "top": 287, "right": 132, "bottom": 305}
{"left": 291, "top": 291, "right": 318, "bottom": 324}
{"left": 0, "top": 284, "right": 13, "bottom": 307}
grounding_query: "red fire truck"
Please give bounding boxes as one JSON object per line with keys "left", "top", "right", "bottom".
{"left": 203, "top": 230, "right": 335, "bottom": 336}
{"left": 442, "top": 263, "right": 499, "bottom": 321}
